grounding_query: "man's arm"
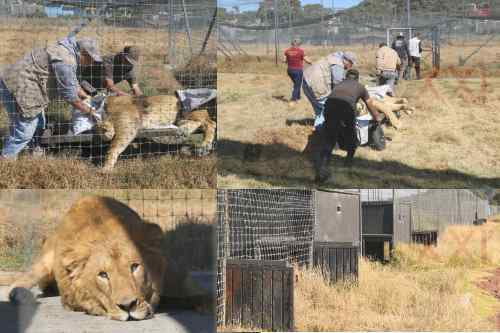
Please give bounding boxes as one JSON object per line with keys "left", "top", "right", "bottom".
{"left": 365, "top": 97, "right": 384, "bottom": 122}
{"left": 52, "top": 61, "right": 96, "bottom": 116}
{"left": 77, "top": 87, "right": 90, "bottom": 100}
{"left": 104, "top": 78, "right": 129, "bottom": 96}
{"left": 331, "top": 65, "right": 345, "bottom": 86}
{"left": 304, "top": 55, "right": 312, "bottom": 65}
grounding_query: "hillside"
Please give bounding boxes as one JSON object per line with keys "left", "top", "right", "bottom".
{"left": 347, "top": 0, "right": 500, "bottom": 17}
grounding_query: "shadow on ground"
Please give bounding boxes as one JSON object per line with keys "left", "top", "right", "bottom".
{"left": 218, "top": 139, "right": 500, "bottom": 188}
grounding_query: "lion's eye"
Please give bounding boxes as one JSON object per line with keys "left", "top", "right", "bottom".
{"left": 131, "top": 263, "right": 140, "bottom": 273}
{"left": 98, "top": 271, "right": 109, "bottom": 279}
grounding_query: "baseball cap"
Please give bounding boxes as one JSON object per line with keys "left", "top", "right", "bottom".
{"left": 343, "top": 52, "right": 357, "bottom": 65}
{"left": 123, "top": 46, "right": 140, "bottom": 65}
{"left": 77, "top": 38, "right": 102, "bottom": 62}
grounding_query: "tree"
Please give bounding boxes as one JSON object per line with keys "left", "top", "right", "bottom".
{"left": 256, "top": 0, "right": 302, "bottom": 24}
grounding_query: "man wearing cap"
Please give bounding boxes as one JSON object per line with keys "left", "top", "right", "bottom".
{"left": 391, "top": 33, "right": 410, "bottom": 81}
{"left": 79, "top": 46, "right": 143, "bottom": 97}
{"left": 283, "top": 38, "right": 312, "bottom": 107}
{"left": 302, "top": 51, "right": 356, "bottom": 129}
{"left": 0, "top": 35, "right": 102, "bottom": 159}
{"left": 312, "top": 69, "right": 383, "bottom": 183}
{"left": 376, "top": 43, "right": 401, "bottom": 93}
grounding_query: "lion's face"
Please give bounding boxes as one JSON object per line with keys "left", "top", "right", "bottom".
{"left": 63, "top": 241, "right": 164, "bottom": 321}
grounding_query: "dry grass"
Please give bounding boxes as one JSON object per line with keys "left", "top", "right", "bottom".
{"left": 217, "top": 45, "right": 500, "bottom": 187}
{"left": 0, "top": 156, "right": 216, "bottom": 189}
{"left": 293, "top": 222, "right": 500, "bottom": 331}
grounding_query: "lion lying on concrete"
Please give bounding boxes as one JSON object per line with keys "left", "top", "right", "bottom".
{"left": 7, "top": 196, "right": 167, "bottom": 321}
{"left": 96, "top": 95, "right": 216, "bottom": 171}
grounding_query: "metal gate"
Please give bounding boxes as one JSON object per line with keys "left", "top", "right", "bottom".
{"left": 315, "top": 190, "right": 361, "bottom": 247}
{"left": 394, "top": 202, "right": 412, "bottom": 244}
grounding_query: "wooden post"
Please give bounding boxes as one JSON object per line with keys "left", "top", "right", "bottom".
{"left": 313, "top": 242, "right": 358, "bottom": 284}
{"left": 225, "top": 260, "right": 294, "bottom": 331}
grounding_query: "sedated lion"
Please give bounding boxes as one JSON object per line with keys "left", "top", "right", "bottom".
{"left": 96, "top": 95, "right": 216, "bottom": 172}
{"left": 7, "top": 196, "right": 168, "bottom": 321}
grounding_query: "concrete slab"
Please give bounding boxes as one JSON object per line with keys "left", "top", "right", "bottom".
{"left": 0, "top": 287, "right": 215, "bottom": 333}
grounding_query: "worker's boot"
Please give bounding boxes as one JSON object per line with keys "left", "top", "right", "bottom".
{"left": 313, "top": 152, "right": 332, "bottom": 184}
{"left": 344, "top": 150, "right": 355, "bottom": 168}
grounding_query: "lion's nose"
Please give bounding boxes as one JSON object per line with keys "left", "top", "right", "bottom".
{"left": 117, "top": 298, "right": 138, "bottom": 312}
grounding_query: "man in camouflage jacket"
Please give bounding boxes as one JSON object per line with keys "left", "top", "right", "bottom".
{"left": 0, "top": 36, "right": 102, "bottom": 158}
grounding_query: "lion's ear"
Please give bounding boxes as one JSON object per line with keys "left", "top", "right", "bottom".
{"left": 61, "top": 248, "right": 90, "bottom": 280}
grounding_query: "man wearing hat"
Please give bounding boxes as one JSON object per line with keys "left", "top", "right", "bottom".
{"left": 79, "top": 46, "right": 143, "bottom": 97}
{"left": 0, "top": 35, "right": 102, "bottom": 159}
{"left": 302, "top": 51, "right": 357, "bottom": 129}
{"left": 376, "top": 43, "right": 401, "bottom": 93}
{"left": 391, "top": 32, "right": 410, "bottom": 81}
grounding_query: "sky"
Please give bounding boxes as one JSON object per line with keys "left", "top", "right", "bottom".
{"left": 218, "top": 0, "right": 364, "bottom": 11}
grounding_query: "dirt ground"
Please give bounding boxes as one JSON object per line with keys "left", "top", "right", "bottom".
{"left": 217, "top": 71, "right": 500, "bottom": 188}
{"left": 477, "top": 268, "right": 500, "bottom": 330}
{"left": 0, "top": 286, "right": 215, "bottom": 333}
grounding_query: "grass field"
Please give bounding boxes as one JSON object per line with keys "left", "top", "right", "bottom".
{"left": 0, "top": 20, "right": 216, "bottom": 189}
{"left": 218, "top": 42, "right": 500, "bottom": 188}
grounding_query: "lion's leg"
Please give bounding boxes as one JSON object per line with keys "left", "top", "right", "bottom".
{"left": 384, "top": 96, "right": 408, "bottom": 105}
{"left": 179, "top": 110, "right": 216, "bottom": 148}
{"left": 8, "top": 239, "right": 55, "bottom": 304}
{"left": 102, "top": 128, "right": 138, "bottom": 172}
{"left": 372, "top": 99, "right": 402, "bottom": 129}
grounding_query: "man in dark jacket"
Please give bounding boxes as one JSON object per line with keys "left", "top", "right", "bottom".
{"left": 312, "top": 69, "right": 383, "bottom": 183}
{"left": 79, "top": 46, "right": 143, "bottom": 97}
{"left": 391, "top": 33, "right": 410, "bottom": 81}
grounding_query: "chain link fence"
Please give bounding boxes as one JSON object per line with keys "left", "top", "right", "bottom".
{"left": 0, "top": 0, "right": 216, "bottom": 166}
{"left": 218, "top": 1, "right": 500, "bottom": 73}
{"left": 216, "top": 188, "right": 315, "bottom": 326}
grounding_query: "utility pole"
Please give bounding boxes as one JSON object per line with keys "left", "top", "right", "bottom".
{"left": 274, "top": 0, "right": 279, "bottom": 65}
{"left": 407, "top": 0, "right": 411, "bottom": 27}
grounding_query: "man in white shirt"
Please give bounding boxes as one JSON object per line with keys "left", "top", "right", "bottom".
{"left": 409, "top": 32, "right": 423, "bottom": 80}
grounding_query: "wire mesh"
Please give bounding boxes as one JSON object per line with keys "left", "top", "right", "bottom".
{"left": 0, "top": 0, "right": 216, "bottom": 166}
{"left": 218, "top": 1, "right": 500, "bottom": 71}
{"left": 0, "top": 189, "right": 216, "bottom": 272}
{"left": 216, "top": 188, "right": 315, "bottom": 326}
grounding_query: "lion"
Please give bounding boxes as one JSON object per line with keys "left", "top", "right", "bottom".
{"left": 357, "top": 95, "right": 415, "bottom": 129}
{"left": 96, "top": 95, "right": 216, "bottom": 172}
{"left": 7, "top": 196, "right": 168, "bottom": 321}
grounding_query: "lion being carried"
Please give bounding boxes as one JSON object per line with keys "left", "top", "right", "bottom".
{"left": 7, "top": 196, "right": 172, "bottom": 321}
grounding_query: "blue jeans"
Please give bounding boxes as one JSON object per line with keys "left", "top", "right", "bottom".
{"left": 287, "top": 68, "right": 303, "bottom": 101}
{"left": 0, "top": 80, "right": 45, "bottom": 159}
{"left": 302, "top": 80, "right": 327, "bottom": 128}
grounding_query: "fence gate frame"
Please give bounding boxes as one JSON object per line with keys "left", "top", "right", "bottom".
{"left": 386, "top": 26, "right": 441, "bottom": 77}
